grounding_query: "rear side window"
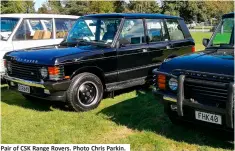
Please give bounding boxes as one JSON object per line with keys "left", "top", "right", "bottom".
{"left": 146, "top": 19, "right": 168, "bottom": 42}
{"left": 119, "top": 19, "right": 145, "bottom": 44}
{"left": 13, "top": 18, "right": 53, "bottom": 40}
{"left": 55, "top": 19, "right": 76, "bottom": 38}
{"left": 166, "top": 19, "right": 185, "bottom": 40}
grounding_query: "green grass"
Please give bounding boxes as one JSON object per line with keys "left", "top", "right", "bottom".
{"left": 1, "top": 32, "right": 233, "bottom": 150}
{"left": 191, "top": 32, "right": 212, "bottom": 51}
{"left": 1, "top": 89, "right": 233, "bottom": 150}
{"left": 194, "top": 26, "right": 213, "bottom": 30}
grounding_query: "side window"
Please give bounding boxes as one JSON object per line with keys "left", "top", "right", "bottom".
{"left": 13, "top": 20, "right": 31, "bottom": 40}
{"left": 146, "top": 19, "right": 168, "bottom": 42}
{"left": 13, "top": 18, "right": 53, "bottom": 40}
{"left": 29, "top": 19, "right": 43, "bottom": 30}
{"left": 55, "top": 19, "right": 75, "bottom": 38}
{"left": 166, "top": 19, "right": 185, "bottom": 40}
{"left": 119, "top": 19, "right": 145, "bottom": 45}
{"left": 213, "top": 18, "right": 234, "bottom": 45}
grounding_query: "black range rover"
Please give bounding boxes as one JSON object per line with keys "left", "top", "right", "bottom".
{"left": 153, "top": 12, "right": 234, "bottom": 132}
{"left": 4, "top": 13, "right": 194, "bottom": 111}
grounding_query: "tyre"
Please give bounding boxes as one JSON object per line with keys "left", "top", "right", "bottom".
{"left": 67, "top": 72, "right": 103, "bottom": 112}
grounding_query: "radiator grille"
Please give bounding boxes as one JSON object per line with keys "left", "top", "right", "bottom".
{"left": 9, "top": 62, "right": 41, "bottom": 82}
{"left": 184, "top": 78, "right": 228, "bottom": 108}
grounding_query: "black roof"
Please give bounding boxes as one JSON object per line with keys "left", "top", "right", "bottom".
{"left": 222, "top": 12, "right": 234, "bottom": 19}
{"left": 84, "top": 13, "right": 182, "bottom": 19}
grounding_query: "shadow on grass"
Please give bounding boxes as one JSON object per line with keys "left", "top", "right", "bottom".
{"left": 99, "top": 88, "right": 234, "bottom": 150}
{"left": 1, "top": 89, "right": 71, "bottom": 112}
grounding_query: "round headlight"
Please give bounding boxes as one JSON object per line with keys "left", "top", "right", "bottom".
{"left": 40, "top": 67, "right": 48, "bottom": 79}
{"left": 168, "top": 78, "right": 178, "bottom": 91}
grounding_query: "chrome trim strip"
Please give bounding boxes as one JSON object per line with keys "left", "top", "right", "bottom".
{"left": 4, "top": 75, "right": 45, "bottom": 88}
{"left": 163, "top": 95, "right": 177, "bottom": 102}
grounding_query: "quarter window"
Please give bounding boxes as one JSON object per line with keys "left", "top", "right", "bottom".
{"left": 119, "top": 19, "right": 145, "bottom": 44}
{"left": 166, "top": 19, "right": 184, "bottom": 40}
{"left": 146, "top": 19, "right": 168, "bottom": 42}
{"left": 13, "top": 18, "right": 53, "bottom": 40}
{"left": 55, "top": 19, "right": 76, "bottom": 38}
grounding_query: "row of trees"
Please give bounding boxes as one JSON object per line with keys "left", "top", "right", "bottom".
{"left": 1, "top": 1, "right": 234, "bottom": 23}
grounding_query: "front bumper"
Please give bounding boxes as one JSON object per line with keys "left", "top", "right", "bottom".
{"left": 4, "top": 75, "right": 71, "bottom": 102}
{"left": 152, "top": 70, "right": 234, "bottom": 130}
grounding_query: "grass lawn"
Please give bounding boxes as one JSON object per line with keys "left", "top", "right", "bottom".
{"left": 1, "top": 32, "right": 233, "bottom": 150}
{"left": 191, "top": 32, "right": 212, "bottom": 51}
{"left": 1, "top": 89, "right": 233, "bottom": 150}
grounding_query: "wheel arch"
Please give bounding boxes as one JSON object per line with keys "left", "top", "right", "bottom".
{"left": 71, "top": 66, "right": 106, "bottom": 88}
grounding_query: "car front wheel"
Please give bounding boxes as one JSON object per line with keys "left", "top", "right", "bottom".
{"left": 67, "top": 72, "right": 103, "bottom": 112}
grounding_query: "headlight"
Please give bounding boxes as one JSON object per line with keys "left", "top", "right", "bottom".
{"left": 40, "top": 67, "right": 48, "bottom": 79}
{"left": 168, "top": 78, "right": 178, "bottom": 91}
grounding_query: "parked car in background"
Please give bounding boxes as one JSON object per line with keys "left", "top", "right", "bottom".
{"left": 153, "top": 12, "right": 234, "bottom": 132}
{"left": 0, "top": 14, "right": 79, "bottom": 75}
{"left": 4, "top": 13, "right": 194, "bottom": 112}
{"left": 186, "top": 21, "right": 197, "bottom": 29}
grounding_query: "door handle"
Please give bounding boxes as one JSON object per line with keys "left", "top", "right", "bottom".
{"left": 142, "top": 48, "right": 147, "bottom": 52}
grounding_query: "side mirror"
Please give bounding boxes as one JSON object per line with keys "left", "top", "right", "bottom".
{"left": 202, "top": 38, "right": 209, "bottom": 47}
{"left": 118, "top": 38, "right": 130, "bottom": 47}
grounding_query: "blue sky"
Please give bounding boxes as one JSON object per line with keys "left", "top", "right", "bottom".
{"left": 34, "top": 0, "right": 47, "bottom": 11}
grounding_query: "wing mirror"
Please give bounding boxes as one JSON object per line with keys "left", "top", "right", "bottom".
{"left": 116, "top": 38, "right": 130, "bottom": 48}
{"left": 202, "top": 38, "right": 209, "bottom": 47}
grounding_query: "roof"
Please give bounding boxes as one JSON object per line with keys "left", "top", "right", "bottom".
{"left": 84, "top": 13, "right": 182, "bottom": 19}
{"left": 0, "top": 14, "right": 79, "bottom": 19}
{"left": 222, "top": 12, "right": 234, "bottom": 19}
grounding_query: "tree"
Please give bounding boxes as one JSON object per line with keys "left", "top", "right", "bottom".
{"left": 1, "top": 1, "right": 35, "bottom": 14}
{"left": 162, "top": 1, "right": 234, "bottom": 23}
{"left": 89, "top": 1, "right": 115, "bottom": 13}
{"left": 114, "top": 0, "right": 128, "bottom": 13}
{"left": 38, "top": 3, "right": 50, "bottom": 14}
{"left": 128, "top": 1, "right": 161, "bottom": 13}
{"left": 63, "top": 1, "right": 90, "bottom": 15}
{"left": 48, "top": 0, "right": 64, "bottom": 14}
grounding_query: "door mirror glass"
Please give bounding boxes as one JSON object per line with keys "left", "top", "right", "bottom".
{"left": 202, "top": 38, "right": 209, "bottom": 47}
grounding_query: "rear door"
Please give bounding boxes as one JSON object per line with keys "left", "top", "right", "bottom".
{"left": 146, "top": 18, "right": 170, "bottom": 73}
{"left": 165, "top": 19, "right": 195, "bottom": 56}
{"left": 117, "top": 18, "right": 149, "bottom": 81}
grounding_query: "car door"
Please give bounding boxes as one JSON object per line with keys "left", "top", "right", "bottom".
{"left": 12, "top": 18, "right": 55, "bottom": 50}
{"left": 117, "top": 18, "right": 149, "bottom": 81}
{"left": 165, "top": 19, "right": 195, "bottom": 56}
{"left": 146, "top": 18, "right": 171, "bottom": 74}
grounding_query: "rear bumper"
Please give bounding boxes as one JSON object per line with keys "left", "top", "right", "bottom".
{"left": 4, "top": 75, "right": 71, "bottom": 102}
{"left": 152, "top": 70, "right": 234, "bottom": 130}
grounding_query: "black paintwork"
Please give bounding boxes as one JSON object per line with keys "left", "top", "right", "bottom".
{"left": 4, "top": 13, "right": 194, "bottom": 98}
{"left": 153, "top": 12, "right": 234, "bottom": 131}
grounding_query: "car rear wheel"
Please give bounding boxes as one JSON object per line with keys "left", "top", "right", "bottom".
{"left": 67, "top": 72, "right": 103, "bottom": 112}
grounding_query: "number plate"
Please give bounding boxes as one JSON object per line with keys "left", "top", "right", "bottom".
{"left": 195, "top": 111, "right": 222, "bottom": 125}
{"left": 18, "top": 84, "right": 30, "bottom": 94}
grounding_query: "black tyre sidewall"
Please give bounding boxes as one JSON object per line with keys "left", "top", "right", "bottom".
{"left": 67, "top": 73, "right": 103, "bottom": 112}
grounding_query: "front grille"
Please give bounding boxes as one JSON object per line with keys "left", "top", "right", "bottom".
{"left": 9, "top": 62, "right": 41, "bottom": 82}
{"left": 184, "top": 78, "right": 228, "bottom": 108}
